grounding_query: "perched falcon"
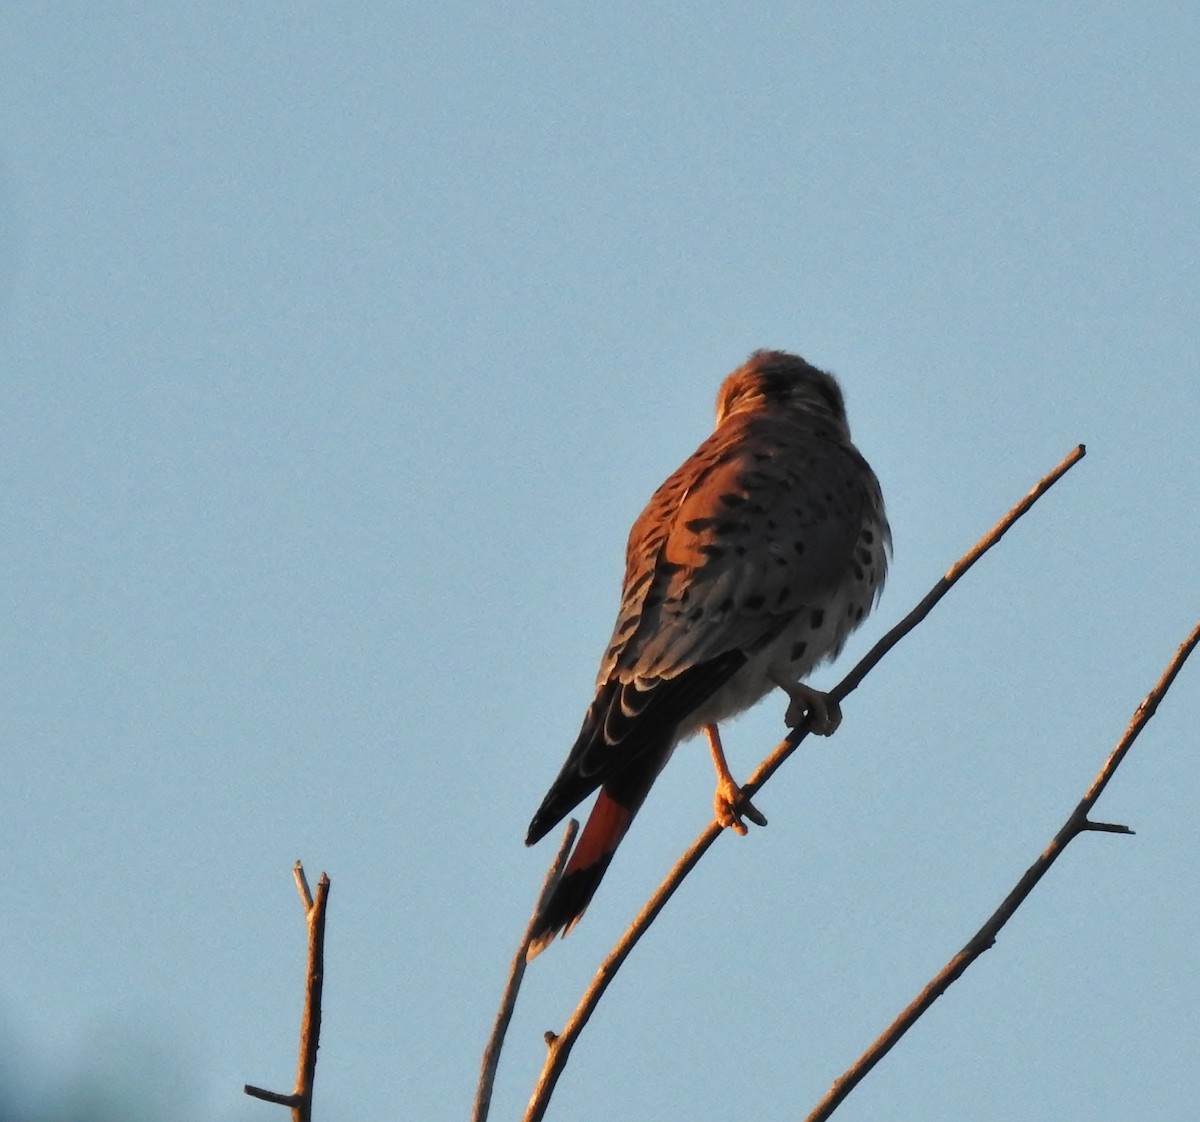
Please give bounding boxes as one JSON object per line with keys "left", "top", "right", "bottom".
{"left": 525, "top": 350, "right": 889, "bottom": 958}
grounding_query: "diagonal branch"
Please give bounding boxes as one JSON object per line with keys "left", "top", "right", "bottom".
{"left": 520, "top": 444, "right": 1088, "bottom": 1122}
{"left": 803, "top": 616, "right": 1200, "bottom": 1121}
{"left": 245, "top": 862, "right": 331, "bottom": 1122}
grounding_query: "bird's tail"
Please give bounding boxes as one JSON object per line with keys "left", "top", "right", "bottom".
{"left": 525, "top": 747, "right": 667, "bottom": 959}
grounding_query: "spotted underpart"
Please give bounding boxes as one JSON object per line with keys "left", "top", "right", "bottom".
{"left": 525, "top": 349, "right": 890, "bottom": 955}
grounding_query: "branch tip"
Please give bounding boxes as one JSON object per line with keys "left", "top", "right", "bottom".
{"left": 1082, "top": 819, "right": 1134, "bottom": 835}
{"left": 243, "top": 1085, "right": 298, "bottom": 1107}
{"left": 293, "top": 862, "right": 314, "bottom": 912}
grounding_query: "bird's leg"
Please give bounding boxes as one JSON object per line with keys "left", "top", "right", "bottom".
{"left": 771, "top": 675, "right": 842, "bottom": 735}
{"left": 705, "top": 724, "right": 768, "bottom": 835}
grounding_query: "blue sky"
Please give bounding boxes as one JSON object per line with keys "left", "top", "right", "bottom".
{"left": 2, "top": 5, "right": 1197, "bottom": 1120}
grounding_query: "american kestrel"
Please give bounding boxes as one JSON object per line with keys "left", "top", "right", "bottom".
{"left": 525, "top": 350, "right": 889, "bottom": 958}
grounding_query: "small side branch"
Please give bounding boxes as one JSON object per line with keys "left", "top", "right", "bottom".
{"left": 802, "top": 617, "right": 1200, "bottom": 1122}
{"left": 245, "top": 862, "right": 332, "bottom": 1122}
{"left": 520, "top": 445, "right": 1088, "bottom": 1122}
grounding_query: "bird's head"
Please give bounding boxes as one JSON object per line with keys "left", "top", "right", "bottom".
{"left": 715, "top": 350, "right": 849, "bottom": 436}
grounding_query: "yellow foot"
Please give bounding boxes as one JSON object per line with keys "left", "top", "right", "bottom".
{"left": 713, "top": 774, "right": 768, "bottom": 835}
{"left": 705, "top": 723, "right": 768, "bottom": 835}
{"left": 773, "top": 677, "right": 842, "bottom": 735}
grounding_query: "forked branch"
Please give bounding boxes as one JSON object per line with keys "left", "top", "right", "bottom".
{"left": 245, "top": 862, "right": 331, "bottom": 1122}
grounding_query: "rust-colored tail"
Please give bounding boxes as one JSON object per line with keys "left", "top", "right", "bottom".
{"left": 525, "top": 654, "right": 746, "bottom": 958}
{"left": 526, "top": 789, "right": 636, "bottom": 959}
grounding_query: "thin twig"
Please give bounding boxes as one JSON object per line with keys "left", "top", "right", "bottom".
{"left": 521, "top": 445, "right": 1087, "bottom": 1122}
{"left": 474, "top": 821, "right": 578, "bottom": 1122}
{"left": 245, "top": 862, "right": 332, "bottom": 1122}
{"left": 803, "top": 617, "right": 1200, "bottom": 1121}
{"left": 294, "top": 861, "right": 314, "bottom": 911}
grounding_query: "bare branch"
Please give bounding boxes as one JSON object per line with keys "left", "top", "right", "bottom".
{"left": 521, "top": 445, "right": 1088, "bottom": 1122}
{"left": 244, "top": 863, "right": 331, "bottom": 1122}
{"left": 474, "top": 821, "right": 578, "bottom": 1122}
{"left": 1081, "top": 819, "right": 1135, "bottom": 835}
{"left": 803, "top": 617, "right": 1200, "bottom": 1121}
{"left": 244, "top": 1087, "right": 298, "bottom": 1108}
{"left": 293, "top": 860, "right": 314, "bottom": 911}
